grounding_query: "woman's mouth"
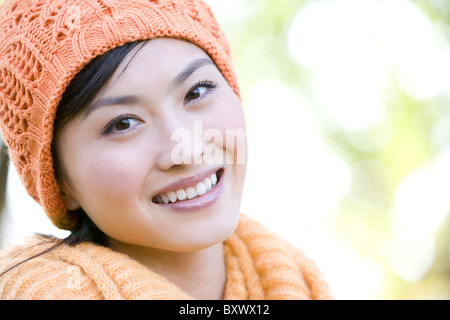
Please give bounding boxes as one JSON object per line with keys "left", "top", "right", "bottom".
{"left": 152, "top": 168, "right": 224, "bottom": 205}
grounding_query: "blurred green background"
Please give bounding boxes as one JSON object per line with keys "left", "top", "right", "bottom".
{"left": 0, "top": 0, "right": 448, "bottom": 300}
{"left": 206, "top": 0, "right": 449, "bottom": 300}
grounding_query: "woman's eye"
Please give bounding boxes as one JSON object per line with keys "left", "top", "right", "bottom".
{"left": 184, "top": 81, "right": 217, "bottom": 104}
{"left": 115, "top": 118, "right": 135, "bottom": 131}
{"left": 104, "top": 116, "right": 141, "bottom": 135}
{"left": 185, "top": 87, "right": 207, "bottom": 101}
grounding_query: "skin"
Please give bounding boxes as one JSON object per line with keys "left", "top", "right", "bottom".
{"left": 55, "top": 38, "right": 247, "bottom": 299}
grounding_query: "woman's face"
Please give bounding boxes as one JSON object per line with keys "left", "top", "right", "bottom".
{"left": 56, "top": 38, "right": 247, "bottom": 252}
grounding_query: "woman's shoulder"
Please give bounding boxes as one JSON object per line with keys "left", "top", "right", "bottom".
{"left": 233, "top": 214, "right": 334, "bottom": 299}
{"left": 0, "top": 235, "right": 104, "bottom": 299}
{"left": 0, "top": 234, "right": 191, "bottom": 300}
{"left": 235, "top": 214, "right": 320, "bottom": 260}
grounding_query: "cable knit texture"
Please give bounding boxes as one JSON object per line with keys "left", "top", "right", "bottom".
{"left": 0, "top": 215, "right": 333, "bottom": 300}
{"left": 0, "top": 0, "right": 239, "bottom": 230}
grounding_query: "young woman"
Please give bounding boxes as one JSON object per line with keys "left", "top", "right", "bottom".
{"left": 0, "top": 0, "right": 332, "bottom": 299}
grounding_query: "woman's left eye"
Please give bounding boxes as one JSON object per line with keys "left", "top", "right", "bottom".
{"left": 184, "top": 81, "right": 217, "bottom": 104}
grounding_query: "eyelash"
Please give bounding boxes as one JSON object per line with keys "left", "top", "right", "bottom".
{"left": 103, "top": 114, "right": 141, "bottom": 135}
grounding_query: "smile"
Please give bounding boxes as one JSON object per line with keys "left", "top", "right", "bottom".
{"left": 152, "top": 169, "right": 223, "bottom": 205}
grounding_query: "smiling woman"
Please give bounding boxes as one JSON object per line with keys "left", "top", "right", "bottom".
{"left": 55, "top": 38, "right": 246, "bottom": 257}
{"left": 0, "top": 0, "right": 332, "bottom": 300}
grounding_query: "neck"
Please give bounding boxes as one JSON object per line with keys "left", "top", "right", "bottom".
{"left": 107, "top": 239, "right": 227, "bottom": 300}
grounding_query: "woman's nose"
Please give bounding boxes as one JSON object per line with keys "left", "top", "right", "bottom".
{"left": 154, "top": 119, "right": 206, "bottom": 171}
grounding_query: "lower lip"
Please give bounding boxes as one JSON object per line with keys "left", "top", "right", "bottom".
{"left": 155, "top": 170, "right": 224, "bottom": 212}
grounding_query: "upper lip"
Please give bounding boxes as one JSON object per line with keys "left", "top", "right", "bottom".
{"left": 152, "top": 167, "right": 222, "bottom": 198}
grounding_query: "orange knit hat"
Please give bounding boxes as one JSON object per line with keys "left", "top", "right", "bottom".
{"left": 0, "top": 0, "right": 239, "bottom": 230}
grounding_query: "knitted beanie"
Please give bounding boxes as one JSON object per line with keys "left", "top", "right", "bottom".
{"left": 0, "top": 0, "right": 239, "bottom": 230}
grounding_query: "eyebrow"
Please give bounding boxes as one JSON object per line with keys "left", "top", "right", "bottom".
{"left": 170, "top": 58, "right": 215, "bottom": 88}
{"left": 86, "top": 58, "right": 215, "bottom": 117}
{"left": 85, "top": 95, "right": 140, "bottom": 117}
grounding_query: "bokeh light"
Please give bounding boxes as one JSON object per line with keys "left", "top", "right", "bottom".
{"left": 208, "top": 0, "right": 450, "bottom": 299}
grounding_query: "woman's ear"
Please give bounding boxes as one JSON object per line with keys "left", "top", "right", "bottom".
{"left": 59, "top": 181, "right": 81, "bottom": 211}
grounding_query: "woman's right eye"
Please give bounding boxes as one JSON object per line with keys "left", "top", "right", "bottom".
{"left": 103, "top": 116, "right": 141, "bottom": 135}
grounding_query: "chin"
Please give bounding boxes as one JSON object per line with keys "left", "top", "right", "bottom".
{"left": 172, "top": 205, "right": 241, "bottom": 253}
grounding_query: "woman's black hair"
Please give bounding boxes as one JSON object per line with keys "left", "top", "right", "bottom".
{"left": 52, "top": 40, "right": 145, "bottom": 247}
{"left": 0, "top": 40, "right": 145, "bottom": 277}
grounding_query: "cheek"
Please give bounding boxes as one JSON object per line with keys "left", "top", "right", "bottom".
{"left": 88, "top": 156, "right": 135, "bottom": 190}
{"left": 203, "top": 97, "right": 247, "bottom": 164}
{"left": 70, "top": 146, "right": 150, "bottom": 208}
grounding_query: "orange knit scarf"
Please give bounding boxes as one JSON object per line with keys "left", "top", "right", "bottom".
{"left": 0, "top": 215, "right": 333, "bottom": 300}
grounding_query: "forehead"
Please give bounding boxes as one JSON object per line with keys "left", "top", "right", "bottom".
{"left": 108, "top": 38, "right": 213, "bottom": 85}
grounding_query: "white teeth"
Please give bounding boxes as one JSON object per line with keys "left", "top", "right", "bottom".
{"left": 186, "top": 187, "right": 197, "bottom": 199}
{"left": 203, "top": 177, "right": 212, "bottom": 191}
{"left": 167, "top": 191, "right": 177, "bottom": 203}
{"left": 196, "top": 181, "right": 207, "bottom": 196}
{"left": 155, "top": 171, "right": 220, "bottom": 204}
{"left": 161, "top": 194, "right": 169, "bottom": 204}
{"left": 176, "top": 189, "right": 187, "bottom": 201}
{"left": 210, "top": 173, "right": 217, "bottom": 185}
